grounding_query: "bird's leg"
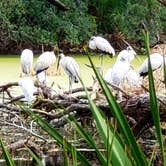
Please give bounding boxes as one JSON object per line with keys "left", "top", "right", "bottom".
{"left": 44, "top": 70, "right": 47, "bottom": 85}
{"left": 69, "top": 76, "right": 72, "bottom": 94}
{"left": 99, "top": 54, "right": 104, "bottom": 75}
{"left": 117, "top": 90, "right": 123, "bottom": 101}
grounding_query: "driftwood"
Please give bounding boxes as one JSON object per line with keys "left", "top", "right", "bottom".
{"left": 0, "top": 81, "right": 166, "bottom": 139}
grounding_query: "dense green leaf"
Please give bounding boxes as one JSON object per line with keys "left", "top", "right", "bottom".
{"left": 143, "top": 30, "right": 166, "bottom": 165}
{"left": 0, "top": 138, "right": 15, "bottom": 166}
{"left": 22, "top": 107, "right": 91, "bottom": 166}
{"left": 88, "top": 55, "right": 147, "bottom": 166}
{"left": 78, "top": 73, "right": 133, "bottom": 166}
{"left": 26, "top": 146, "right": 44, "bottom": 166}
{"left": 69, "top": 116, "right": 107, "bottom": 165}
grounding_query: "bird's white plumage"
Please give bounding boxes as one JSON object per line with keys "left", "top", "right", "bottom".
{"left": 37, "top": 71, "right": 47, "bottom": 84}
{"left": 125, "top": 68, "right": 141, "bottom": 86}
{"left": 18, "top": 77, "right": 35, "bottom": 103}
{"left": 89, "top": 36, "right": 115, "bottom": 56}
{"left": 59, "top": 54, "right": 79, "bottom": 83}
{"left": 104, "top": 67, "right": 112, "bottom": 83}
{"left": 138, "top": 53, "right": 163, "bottom": 77}
{"left": 110, "top": 60, "right": 130, "bottom": 86}
{"left": 59, "top": 53, "right": 80, "bottom": 92}
{"left": 35, "top": 51, "right": 56, "bottom": 74}
{"left": 118, "top": 46, "right": 136, "bottom": 63}
{"left": 20, "top": 49, "right": 33, "bottom": 75}
{"left": 104, "top": 46, "right": 137, "bottom": 87}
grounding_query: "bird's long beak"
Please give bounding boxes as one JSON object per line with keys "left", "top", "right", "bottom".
{"left": 57, "top": 55, "right": 61, "bottom": 70}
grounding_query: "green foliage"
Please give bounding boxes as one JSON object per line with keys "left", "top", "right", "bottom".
{"left": 143, "top": 30, "right": 166, "bottom": 165}
{"left": 0, "top": 138, "right": 15, "bottom": 166}
{"left": 0, "top": 0, "right": 165, "bottom": 50}
{"left": 89, "top": 0, "right": 165, "bottom": 45}
{"left": 0, "top": 0, "right": 96, "bottom": 46}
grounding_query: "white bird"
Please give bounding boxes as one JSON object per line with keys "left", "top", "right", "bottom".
{"left": 58, "top": 53, "right": 80, "bottom": 92}
{"left": 20, "top": 49, "right": 33, "bottom": 75}
{"left": 125, "top": 68, "right": 141, "bottom": 86}
{"left": 118, "top": 46, "right": 136, "bottom": 63}
{"left": 89, "top": 36, "right": 115, "bottom": 65}
{"left": 109, "top": 53, "right": 131, "bottom": 86}
{"left": 104, "top": 46, "right": 136, "bottom": 82}
{"left": 104, "top": 50, "right": 134, "bottom": 100}
{"left": 36, "top": 71, "right": 48, "bottom": 85}
{"left": 104, "top": 67, "right": 112, "bottom": 83}
{"left": 138, "top": 53, "right": 164, "bottom": 77}
{"left": 89, "top": 36, "right": 115, "bottom": 56}
{"left": 34, "top": 51, "right": 56, "bottom": 84}
{"left": 18, "top": 77, "right": 35, "bottom": 103}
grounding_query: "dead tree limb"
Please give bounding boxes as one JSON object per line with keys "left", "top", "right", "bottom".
{"left": 1, "top": 81, "right": 166, "bottom": 139}
{"left": 157, "top": 0, "right": 166, "bottom": 7}
{"left": 46, "top": 0, "right": 69, "bottom": 10}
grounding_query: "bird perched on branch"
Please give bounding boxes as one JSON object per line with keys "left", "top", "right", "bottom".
{"left": 57, "top": 53, "right": 80, "bottom": 93}
{"left": 20, "top": 49, "right": 33, "bottom": 76}
{"left": 138, "top": 52, "right": 166, "bottom": 92}
{"left": 104, "top": 46, "right": 138, "bottom": 100}
{"left": 104, "top": 45, "right": 137, "bottom": 84}
{"left": 89, "top": 36, "right": 115, "bottom": 65}
{"left": 34, "top": 51, "right": 56, "bottom": 84}
{"left": 18, "top": 77, "right": 35, "bottom": 104}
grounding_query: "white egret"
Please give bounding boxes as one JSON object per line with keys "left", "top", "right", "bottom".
{"left": 57, "top": 53, "right": 80, "bottom": 92}
{"left": 138, "top": 53, "right": 164, "bottom": 77}
{"left": 20, "top": 49, "right": 33, "bottom": 75}
{"left": 34, "top": 51, "right": 56, "bottom": 84}
{"left": 18, "top": 77, "right": 35, "bottom": 103}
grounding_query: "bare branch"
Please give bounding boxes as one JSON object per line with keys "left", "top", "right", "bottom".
{"left": 157, "top": 0, "right": 166, "bottom": 7}
{"left": 2, "top": 121, "right": 46, "bottom": 141}
{"left": 46, "top": 0, "right": 69, "bottom": 10}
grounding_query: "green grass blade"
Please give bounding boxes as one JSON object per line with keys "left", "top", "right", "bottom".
{"left": 148, "top": 144, "right": 157, "bottom": 166}
{"left": 0, "top": 138, "right": 15, "bottom": 166}
{"left": 87, "top": 93, "right": 132, "bottom": 166}
{"left": 71, "top": 130, "right": 77, "bottom": 166}
{"left": 107, "top": 119, "right": 116, "bottom": 166}
{"left": 88, "top": 55, "right": 147, "bottom": 166}
{"left": 69, "top": 116, "right": 106, "bottom": 165}
{"left": 63, "top": 138, "right": 70, "bottom": 166}
{"left": 162, "top": 55, "right": 166, "bottom": 88}
{"left": 22, "top": 107, "right": 91, "bottom": 166}
{"left": 26, "top": 146, "right": 44, "bottom": 166}
{"left": 71, "top": 144, "right": 77, "bottom": 166}
{"left": 143, "top": 30, "right": 166, "bottom": 165}
{"left": 78, "top": 76, "right": 133, "bottom": 166}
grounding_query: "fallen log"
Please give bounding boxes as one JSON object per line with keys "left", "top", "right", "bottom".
{"left": 0, "top": 81, "right": 166, "bottom": 139}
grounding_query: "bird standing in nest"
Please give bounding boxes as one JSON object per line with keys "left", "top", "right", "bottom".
{"left": 138, "top": 52, "right": 165, "bottom": 93}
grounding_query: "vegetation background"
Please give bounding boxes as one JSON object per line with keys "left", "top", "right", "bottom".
{"left": 0, "top": 0, "right": 165, "bottom": 54}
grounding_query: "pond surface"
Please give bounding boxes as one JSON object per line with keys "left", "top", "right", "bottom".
{"left": 0, "top": 54, "right": 145, "bottom": 92}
